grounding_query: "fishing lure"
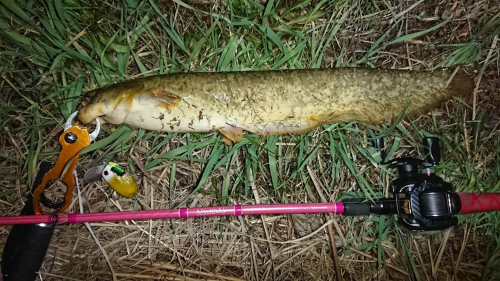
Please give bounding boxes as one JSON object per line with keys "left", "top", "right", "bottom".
{"left": 83, "top": 162, "right": 138, "bottom": 198}
{"left": 101, "top": 162, "right": 138, "bottom": 198}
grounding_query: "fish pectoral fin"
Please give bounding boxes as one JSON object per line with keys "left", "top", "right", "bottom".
{"left": 146, "top": 89, "right": 182, "bottom": 110}
{"left": 218, "top": 125, "right": 244, "bottom": 145}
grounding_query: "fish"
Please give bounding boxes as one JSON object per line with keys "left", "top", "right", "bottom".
{"left": 77, "top": 66, "right": 475, "bottom": 144}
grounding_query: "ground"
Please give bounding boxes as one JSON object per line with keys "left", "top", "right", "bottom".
{"left": 0, "top": 0, "right": 499, "bottom": 280}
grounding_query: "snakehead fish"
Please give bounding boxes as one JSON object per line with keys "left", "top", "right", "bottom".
{"left": 77, "top": 67, "right": 475, "bottom": 144}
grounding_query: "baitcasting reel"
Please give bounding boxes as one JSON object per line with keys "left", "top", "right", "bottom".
{"left": 343, "top": 136, "right": 462, "bottom": 231}
{"left": 379, "top": 136, "right": 461, "bottom": 231}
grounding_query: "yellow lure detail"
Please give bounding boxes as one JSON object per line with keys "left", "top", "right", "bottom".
{"left": 102, "top": 162, "right": 138, "bottom": 198}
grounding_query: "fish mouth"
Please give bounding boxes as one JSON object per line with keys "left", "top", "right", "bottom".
{"left": 78, "top": 88, "right": 108, "bottom": 124}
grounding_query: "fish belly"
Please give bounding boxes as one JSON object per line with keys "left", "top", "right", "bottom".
{"left": 124, "top": 102, "right": 224, "bottom": 132}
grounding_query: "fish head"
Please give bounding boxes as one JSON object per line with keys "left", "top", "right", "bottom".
{"left": 78, "top": 80, "right": 145, "bottom": 124}
{"left": 80, "top": 87, "right": 105, "bottom": 107}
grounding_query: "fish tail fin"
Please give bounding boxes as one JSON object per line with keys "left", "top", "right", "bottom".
{"left": 445, "top": 63, "right": 477, "bottom": 98}
{"left": 405, "top": 64, "right": 477, "bottom": 120}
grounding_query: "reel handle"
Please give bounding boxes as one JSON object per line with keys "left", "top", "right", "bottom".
{"left": 423, "top": 137, "right": 441, "bottom": 165}
{"left": 373, "top": 137, "right": 386, "bottom": 162}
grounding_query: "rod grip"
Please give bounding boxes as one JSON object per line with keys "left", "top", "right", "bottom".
{"left": 1, "top": 218, "right": 55, "bottom": 281}
{"left": 457, "top": 193, "right": 500, "bottom": 214}
{"left": 1, "top": 162, "right": 55, "bottom": 281}
{"left": 342, "top": 199, "right": 371, "bottom": 216}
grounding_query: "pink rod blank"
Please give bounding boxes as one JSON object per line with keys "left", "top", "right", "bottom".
{"left": 0, "top": 203, "right": 344, "bottom": 225}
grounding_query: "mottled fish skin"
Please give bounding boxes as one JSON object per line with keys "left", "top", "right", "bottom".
{"left": 77, "top": 67, "right": 475, "bottom": 144}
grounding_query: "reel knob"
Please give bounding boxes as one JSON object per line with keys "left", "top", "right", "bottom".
{"left": 373, "top": 138, "right": 386, "bottom": 162}
{"left": 423, "top": 137, "right": 441, "bottom": 165}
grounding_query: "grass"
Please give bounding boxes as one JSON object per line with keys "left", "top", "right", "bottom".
{"left": 0, "top": 0, "right": 499, "bottom": 280}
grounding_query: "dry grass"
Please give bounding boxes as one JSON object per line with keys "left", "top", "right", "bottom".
{"left": 1, "top": 0, "right": 500, "bottom": 280}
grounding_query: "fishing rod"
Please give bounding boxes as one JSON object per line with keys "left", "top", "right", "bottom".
{"left": 2, "top": 133, "right": 499, "bottom": 280}
{"left": 0, "top": 192, "right": 498, "bottom": 227}
{"left": 2, "top": 137, "right": 495, "bottom": 229}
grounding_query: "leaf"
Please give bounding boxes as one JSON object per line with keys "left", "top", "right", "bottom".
{"left": 271, "top": 40, "right": 306, "bottom": 69}
{"left": 80, "top": 126, "right": 133, "bottom": 154}
{"left": 191, "top": 19, "right": 219, "bottom": 61}
{"left": 473, "top": 110, "right": 487, "bottom": 152}
{"left": 387, "top": 20, "right": 450, "bottom": 45}
{"left": 98, "top": 33, "right": 130, "bottom": 53}
{"left": 313, "top": 6, "right": 351, "bottom": 67}
{"left": 149, "top": 0, "right": 190, "bottom": 56}
{"left": 175, "top": 142, "right": 224, "bottom": 208}
{"left": 217, "top": 36, "right": 239, "bottom": 71}
{"left": 0, "top": 0, "right": 39, "bottom": 30}
{"left": 266, "top": 135, "right": 279, "bottom": 191}
{"left": 0, "top": 19, "right": 31, "bottom": 45}
{"left": 145, "top": 139, "right": 217, "bottom": 169}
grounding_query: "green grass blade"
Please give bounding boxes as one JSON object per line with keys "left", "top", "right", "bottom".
{"left": 175, "top": 142, "right": 224, "bottom": 208}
